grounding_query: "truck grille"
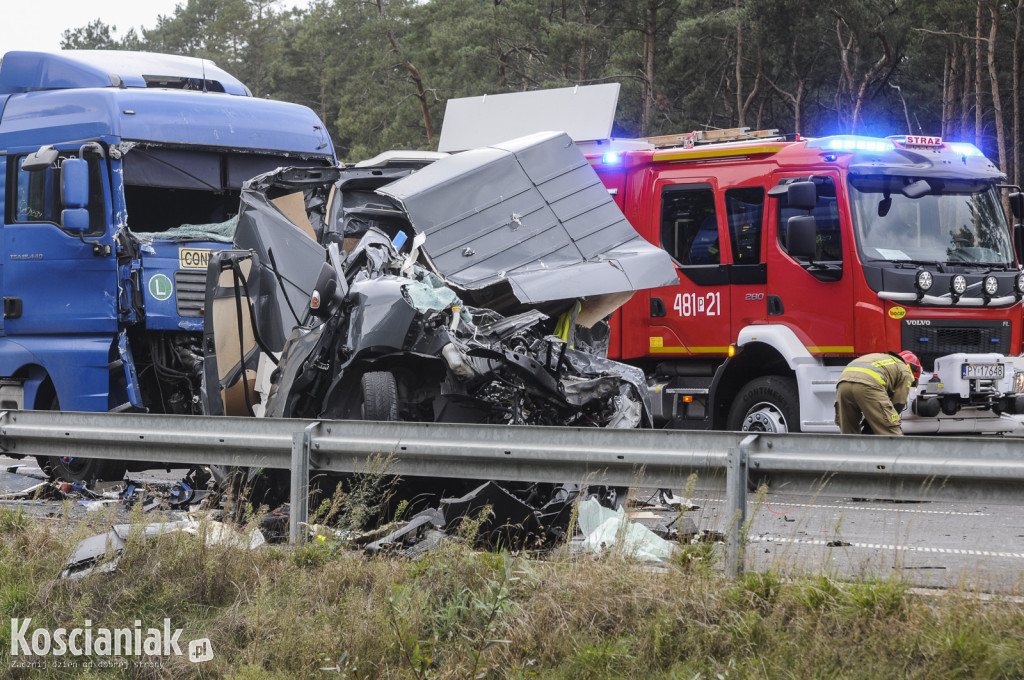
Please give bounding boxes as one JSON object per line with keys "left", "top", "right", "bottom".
{"left": 901, "top": 319, "right": 1011, "bottom": 371}
{"left": 174, "top": 270, "right": 206, "bottom": 318}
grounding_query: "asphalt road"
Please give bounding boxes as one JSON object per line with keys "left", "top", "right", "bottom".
{"left": 685, "top": 489, "right": 1024, "bottom": 593}
{"left": 3, "top": 453, "right": 1023, "bottom": 593}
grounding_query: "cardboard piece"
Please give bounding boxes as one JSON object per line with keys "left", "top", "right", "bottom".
{"left": 271, "top": 192, "right": 317, "bottom": 241}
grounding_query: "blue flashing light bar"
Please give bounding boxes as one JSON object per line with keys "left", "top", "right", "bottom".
{"left": 947, "top": 142, "right": 984, "bottom": 157}
{"left": 809, "top": 136, "right": 895, "bottom": 153}
{"left": 601, "top": 152, "right": 621, "bottom": 164}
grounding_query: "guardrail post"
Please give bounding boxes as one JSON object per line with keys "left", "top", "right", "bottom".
{"left": 725, "top": 434, "right": 758, "bottom": 578}
{"left": 289, "top": 421, "right": 320, "bottom": 544}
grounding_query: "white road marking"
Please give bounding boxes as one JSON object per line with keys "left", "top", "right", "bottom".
{"left": 692, "top": 498, "right": 991, "bottom": 517}
{"left": 750, "top": 535, "right": 1024, "bottom": 559}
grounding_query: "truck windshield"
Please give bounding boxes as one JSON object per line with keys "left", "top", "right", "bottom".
{"left": 849, "top": 175, "right": 1013, "bottom": 267}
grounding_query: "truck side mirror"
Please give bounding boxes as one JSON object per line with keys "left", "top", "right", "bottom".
{"left": 1015, "top": 224, "right": 1024, "bottom": 266}
{"left": 61, "top": 158, "right": 89, "bottom": 209}
{"left": 786, "top": 181, "right": 817, "bottom": 211}
{"left": 21, "top": 145, "right": 58, "bottom": 172}
{"left": 787, "top": 215, "right": 817, "bottom": 259}
{"left": 1009, "top": 191, "right": 1024, "bottom": 220}
{"left": 61, "top": 208, "right": 89, "bottom": 234}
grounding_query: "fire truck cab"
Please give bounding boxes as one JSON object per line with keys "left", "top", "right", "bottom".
{"left": 591, "top": 129, "right": 1024, "bottom": 434}
{"left": 438, "top": 85, "right": 1024, "bottom": 435}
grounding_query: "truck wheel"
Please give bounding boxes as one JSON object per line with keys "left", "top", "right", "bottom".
{"left": 360, "top": 371, "right": 399, "bottom": 421}
{"left": 38, "top": 394, "right": 127, "bottom": 483}
{"left": 726, "top": 376, "right": 800, "bottom": 433}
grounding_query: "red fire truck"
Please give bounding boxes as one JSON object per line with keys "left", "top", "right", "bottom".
{"left": 439, "top": 86, "right": 1024, "bottom": 434}
{"left": 588, "top": 129, "right": 1024, "bottom": 434}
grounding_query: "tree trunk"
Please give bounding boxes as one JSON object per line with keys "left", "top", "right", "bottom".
{"left": 579, "top": 0, "right": 590, "bottom": 83}
{"left": 851, "top": 34, "right": 889, "bottom": 133}
{"left": 975, "top": 0, "right": 984, "bottom": 148}
{"left": 641, "top": 3, "right": 657, "bottom": 136}
{"left": 941, "top": 48, "right": 951, "bottom": 138}
{"left": 494, "top": 1, "right": 506, "bottom": 88}
{"left": 377, "top": 0, "right": 434, "bottom": 148}
{"left": 735, "top": 0, "right": 744, "bottom": 127}
{"left": 961, "top": 40, "right": 972, "bottom": 139}
{"left": 561, "top": 0, "right": 568, "bottom": 80}
{"left": 740, "top": 58, "right": 762, "bottom": 128}
{"left": 987, "top": 1, "right": 1006, "bottom": 173}
{"left": 835, "top": 20, "right": 851, "bottom": 132}
{"left": 1014, "top": 1, "right": 1022, "bottom": 185}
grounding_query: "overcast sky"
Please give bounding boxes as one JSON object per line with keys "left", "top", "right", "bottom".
{"left": 1, "top": 1, "right": 184, "bottom": 53}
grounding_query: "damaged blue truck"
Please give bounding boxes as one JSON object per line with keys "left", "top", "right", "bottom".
{"left": 0, "top": 51, "right": 337, "bottom": 480}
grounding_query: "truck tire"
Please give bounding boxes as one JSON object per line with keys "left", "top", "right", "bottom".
{"left": 360, "top": 371, "right": 399, "bottom": 421}
{"left": 38, "top": 394, "right": 127, "bottom": 483}
{"left": 726, "top": 376, "right": 801, "bottom": 433}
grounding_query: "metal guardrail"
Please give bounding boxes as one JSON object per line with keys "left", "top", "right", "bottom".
{"left": 2, "top": 409, "right": 1024, "bottom": 574}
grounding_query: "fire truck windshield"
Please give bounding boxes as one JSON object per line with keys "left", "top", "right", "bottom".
{"left": 849, "top": 175, "right": 1013, "bottom": 268}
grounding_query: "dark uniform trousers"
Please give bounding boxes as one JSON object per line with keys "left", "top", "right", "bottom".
{"left": 834, "top": 353, "right": 913, "bottom": 435}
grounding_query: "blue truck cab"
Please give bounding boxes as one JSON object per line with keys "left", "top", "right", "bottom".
{"left": 0, "top": 51, "right": 336, "bottom": 478}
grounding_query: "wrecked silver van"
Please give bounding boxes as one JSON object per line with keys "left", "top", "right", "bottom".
{"left": 201, "top": 132, "right": 678, "bottom": 429}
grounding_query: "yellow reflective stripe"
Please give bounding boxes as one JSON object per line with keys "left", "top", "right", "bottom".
{"left": 844, "top": 366, "right": 886, "bottom": 385}
{"left": 648, "top": 346, "right": 731, "bottom": 354}
{"left": 654, "top": 144, "right": 786, "bottom": 161}
{"left": 806, "top": 345, "right": 855, "bottom": 353}
{"left": 871, "top": 358, "right": 900, "bottom": 367}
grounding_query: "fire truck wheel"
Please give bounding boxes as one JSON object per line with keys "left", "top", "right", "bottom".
{"left": 39, "top": 394, "right": 127, "bottom": 483}
{"left": 360, "top": 371, "right": 399, "bottom": 421}
{"left": 726, "top": 376, "right": 800, "bottom": 433}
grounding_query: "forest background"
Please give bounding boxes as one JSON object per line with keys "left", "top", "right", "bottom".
{"left": 60, "top": 0, "right": 1024, "bottom": 185}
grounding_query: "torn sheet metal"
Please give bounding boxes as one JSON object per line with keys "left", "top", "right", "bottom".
{"left": 364, "top": 508, "right": 446, "bottom": 555}
{"left": 378, "top": 131, "right": 678, "bottom": 310}
{"left": 255, "top": 234, "right": 652, "bottom": 426}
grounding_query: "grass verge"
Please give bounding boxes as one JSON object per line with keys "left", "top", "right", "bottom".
{"left": 0, "top": 505, "right": 1023, "bottom": 679}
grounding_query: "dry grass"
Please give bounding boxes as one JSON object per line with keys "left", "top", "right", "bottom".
{"left": 1, "top": 503, "right": 1024, "bottom": 679}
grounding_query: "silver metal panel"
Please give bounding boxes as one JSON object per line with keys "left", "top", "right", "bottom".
{"left": 379, "top": 131, "right": 678, "bottom": 306}
{"left": 437, "top": 83, "right": 620, "bottom": 152}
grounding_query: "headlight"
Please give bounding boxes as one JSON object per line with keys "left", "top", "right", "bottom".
{"left": 915, "top": 270, "right": 933, "bottom": 292}
{"left": 983, "top": 275, "right": 998, "bottom": 296}
{"left": 1016, "top": 272, "right": 1024, "bottom": 294}
{"left": 951, "top": 274, "right": 967, "bottom": 296}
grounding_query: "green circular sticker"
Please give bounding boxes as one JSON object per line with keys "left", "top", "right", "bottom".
{"left": 148, "top": 274, "right": 173, "bottom": 301}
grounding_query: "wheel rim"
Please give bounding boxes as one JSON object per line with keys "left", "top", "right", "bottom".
{"left": 740, "top": 401, "right": 789, "bottom": 433}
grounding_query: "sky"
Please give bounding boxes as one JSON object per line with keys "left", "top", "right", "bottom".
{"left": 2, "top": 1, "right": 192, "bottom": 53}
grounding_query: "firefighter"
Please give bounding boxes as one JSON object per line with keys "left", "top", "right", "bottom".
{"left": 834, "top": 351, "right": 921, "bottom": 435}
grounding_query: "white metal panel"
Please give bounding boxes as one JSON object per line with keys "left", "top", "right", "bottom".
{"left": 437, "top": 83, "right": 620, "bottom": 152}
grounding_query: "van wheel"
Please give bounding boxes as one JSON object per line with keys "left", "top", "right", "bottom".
{"left": 360, "top": 371, "right": 399, "bottom": 421}
{"left": 726, "top": 376, "right": 800, "bottom": 433}
{"left": 38, "top": 393, "right": 126, "bottom": 483}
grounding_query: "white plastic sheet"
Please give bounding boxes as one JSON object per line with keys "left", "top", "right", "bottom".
{"left": 577, "top": 498, "right": 676, "bottom": 562}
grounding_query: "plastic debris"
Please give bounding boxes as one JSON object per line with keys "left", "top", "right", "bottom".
{"left": 577, "top": 498, "right": 677, "bottom": 562}
{"left": 61, "top": 518, "right": 265, "bottom": 579}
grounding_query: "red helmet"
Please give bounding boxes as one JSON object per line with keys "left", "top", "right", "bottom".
{"left": 898, "top": 350, "right": 921, "bottom": 379}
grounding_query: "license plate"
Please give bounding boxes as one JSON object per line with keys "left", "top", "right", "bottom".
{"left": 962, "top": 363, "right": 1004, "bottom": 379}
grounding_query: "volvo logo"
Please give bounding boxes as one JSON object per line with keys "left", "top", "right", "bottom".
{"left": 904, "top": 319, "right": 931, "bottom": 326}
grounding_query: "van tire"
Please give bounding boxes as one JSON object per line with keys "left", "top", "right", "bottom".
{"left": 360, "top": 371, "right": 399, "bottom": 421}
